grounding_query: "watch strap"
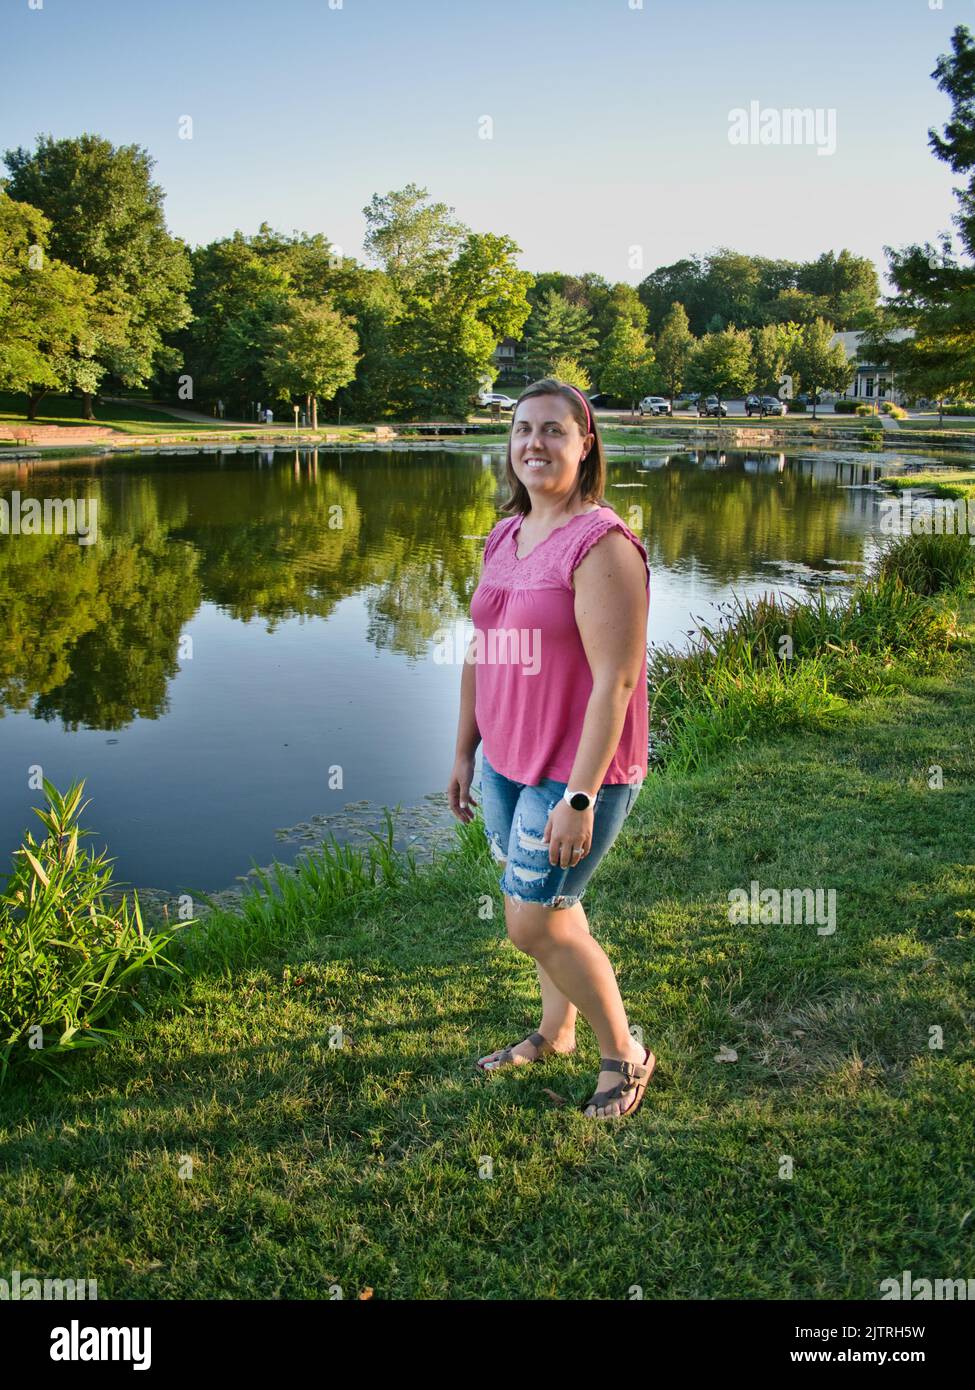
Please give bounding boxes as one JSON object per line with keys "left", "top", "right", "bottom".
{"left": 563, "top": 787, "right": 594, "bottom": 810}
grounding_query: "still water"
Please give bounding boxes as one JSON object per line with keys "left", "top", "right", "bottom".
{"left": 0, "top": 442, "right": 916, "bottom": 903}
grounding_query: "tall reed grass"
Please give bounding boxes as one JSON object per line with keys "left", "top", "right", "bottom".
{"left": 0, "top": 780, "right": 186, "bottom": 1083}
{"left": 648, "top": 532, "right": 971, "bottom": 774}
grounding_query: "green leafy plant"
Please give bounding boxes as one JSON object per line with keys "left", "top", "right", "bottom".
{"left": 0, "top": 779, "right": 188, "bottom": 1083}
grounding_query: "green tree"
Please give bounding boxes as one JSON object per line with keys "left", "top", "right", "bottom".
{"left": 654, "top": 302, "right": 695, "bottom": 410}
{"left": 766, "top": 288, "right": 824, "bottom": 325}
{"left": 389, "top": 231, "right": 532, "bottom": 417}
{"left": 864, "top": 26, "right": 975, "bottom": 408}
{"left": 796, "top": 249, "right": 879, "bottom": 328}
{"left": 791, "top": 318, "right": 852, "bottom": 418}
{"left": 172, "top": 231, "right": 293, "bottom": 415}
{"left": 705, "top": 249, "right": 764, "bottom": 330}
{"left": 266, "top": 299, "right": 360, "bottom": 428}
{"left": 361, "top": 183, "right": 468, "bottom": 294}
{"left": 0, "top": 192, "right": 100, "bottom": 416}
{"left": 686, "top": 326, "right": 755, "bottom": 406}
{"left": 639, "top": 248, "right": 877, "bottom": 335}
{"left": 638, "top": 257, "right": 708, "bottom": 334}
{"left": 247, "top": 224, "right": 343, "bottom": 305}
{"left": 589, "top": 281, "right": 648, "bottom": 341}
{"left": 523, "top": 289, "right": 598, "bottom": 378}
{"left": 328, "top": 266, "right": 404, "bottom": 422}
{"left": 549, "top": 356, "right": 591, "bottom": 391}
{"left": 597, "top": 318, "right": 657, "bottom": 413}
{"left": 2, "top": 133, "right": 192, "bottom": 419}
{"left": 752, "top": 321, "right": 803, "bottom": 395}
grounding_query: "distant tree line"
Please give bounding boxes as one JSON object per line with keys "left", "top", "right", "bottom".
{"left": 5, "top": 108, "right": 965, "bottom": 424}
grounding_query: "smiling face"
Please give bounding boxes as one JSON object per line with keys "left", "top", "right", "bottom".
{"left": 510, "top": 393, "right": 593, "bottom": 506}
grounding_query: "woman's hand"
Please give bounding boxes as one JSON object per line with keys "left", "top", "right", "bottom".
{"left": 447, "top": 754, "right": 478, "bottom": 823}
{"left": 543, "top": 800, "right": 594, "bottom": 868}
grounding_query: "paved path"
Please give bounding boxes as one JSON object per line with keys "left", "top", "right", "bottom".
{"left": 102, "top": 397, "right": 261, "bottom": 428}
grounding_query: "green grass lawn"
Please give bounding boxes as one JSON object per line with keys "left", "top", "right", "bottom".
{"left": 897, "top": 418, "right": 975, "bottom": 433}
{"left": 1, "top": 598, "right": 972, "bottom": 1299}
{"left": 599, "top": 426, "right": 684, "bottom": 447}
{"left": 0, "top": 394, "right": 422, "bottom": 448}
{"left": 0, "top": 391, "right": 234, "bottom": 435}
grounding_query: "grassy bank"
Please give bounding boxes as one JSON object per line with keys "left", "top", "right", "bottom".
{"left": 0, "top": 555, "right": 972, "bottom": 1298}
{"left": 0, "top": 392, "right": 231, "bottom": 436}
{"left": 880, "top": 470, "right": 975, "bottom": 501}
{"left": 899, "top": 417, "right": 975, "bottom": 431}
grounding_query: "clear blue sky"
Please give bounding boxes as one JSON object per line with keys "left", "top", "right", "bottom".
{"left": 0, "top": 0, "right": 965, "bottom": 289}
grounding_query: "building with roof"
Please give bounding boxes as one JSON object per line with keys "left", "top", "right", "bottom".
{"left": 830, "top": 329, "right": 915, "bottom": 405}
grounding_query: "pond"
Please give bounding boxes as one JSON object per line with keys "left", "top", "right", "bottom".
{"left": 0, "top": 442, "right": 932, "bottom": 911}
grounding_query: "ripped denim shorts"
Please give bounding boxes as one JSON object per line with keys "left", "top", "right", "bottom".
{"left": 476, "top": 752, "right": 644, "bottom": 909}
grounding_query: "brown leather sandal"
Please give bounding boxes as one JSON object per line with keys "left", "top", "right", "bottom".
{"left": 475, "top": 1030, "right": 575, "bottom": 1074}
{"left": 580, "top": 1047, "right": 655, "bottom": 1119}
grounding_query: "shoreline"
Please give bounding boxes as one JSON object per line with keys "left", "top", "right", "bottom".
{"left": 1, "top": 581, "right": 971, "bottom": 1297}
{"left": 4, "top": 418, "right": 975, "bottom": 464}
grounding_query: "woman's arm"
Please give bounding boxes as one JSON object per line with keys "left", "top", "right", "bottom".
{"left": 566, "top": 531, "right": 649, "bottom": 794}
{"left": 454, "top": 636, "right": 481, "bottom": 760}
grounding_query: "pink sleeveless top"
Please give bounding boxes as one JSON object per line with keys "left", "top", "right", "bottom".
{"left": 469, "top": 504, "right": 650, "bottom": 786}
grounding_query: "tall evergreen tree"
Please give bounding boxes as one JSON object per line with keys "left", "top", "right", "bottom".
{"left": 863, "top": 26, "right": 975, "bottom": 403}
{"left": 522, "top": 290, "right": 598, "bottom": 379}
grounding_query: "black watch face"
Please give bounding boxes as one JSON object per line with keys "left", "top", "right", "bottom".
{"left": 570, "top": 792, "right": 590, "bottom": 811}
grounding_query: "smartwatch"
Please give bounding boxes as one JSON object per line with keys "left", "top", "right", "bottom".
{"left": 562, "top": 788, "right": 594, "bottom": 812}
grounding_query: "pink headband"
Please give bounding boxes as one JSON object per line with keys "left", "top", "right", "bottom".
{"left": 566, "top": 384, "right": 592, "bottom": 433}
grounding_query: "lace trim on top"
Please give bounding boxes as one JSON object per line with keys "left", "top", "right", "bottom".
{"left": 481, "top": 507, "right": 646, "bottom": 591}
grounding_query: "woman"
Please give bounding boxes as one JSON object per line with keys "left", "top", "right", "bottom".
{"left": 447, "top": 378, "right": 655, "bottom": 1122}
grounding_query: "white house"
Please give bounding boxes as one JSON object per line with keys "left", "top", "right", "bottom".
{"left": 491, "top": 336, "right": 519, "bottom": 369}
{"left": 830, "top": 329, "right": 915, "bottom": 405}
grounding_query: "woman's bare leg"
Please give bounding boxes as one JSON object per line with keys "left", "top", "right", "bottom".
{"left": 535, "top": 908, "right": 589, "bottom": 1044}
{"left": 477, "top": 895, "right": 587, "bottom": 1068}
{"left": 505, "top": 896, "right": 649, "bottom": 1117}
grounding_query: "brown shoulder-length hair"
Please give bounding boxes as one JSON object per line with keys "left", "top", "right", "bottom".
{"left": 499, "top": 377, "right": 614, "bottom": 518}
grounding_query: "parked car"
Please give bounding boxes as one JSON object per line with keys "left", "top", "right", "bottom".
{"left": 477, "top": 391, "right": 518, "bottom": 410}
{"left": 745, "top": 394, "right": 786, "bottom": 417}
{"left": 794, "top": 392, "right": 822, "bottom": 406}
{"left": 638, "top": 396, "right": 672, "bottom": 417}
{"left": 698, "top": 396, "right": 727, "bottom": 418}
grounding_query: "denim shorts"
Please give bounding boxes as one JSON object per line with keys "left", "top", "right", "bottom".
{"left": 476, "top": 753, "right": 645, "bottom": 909}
